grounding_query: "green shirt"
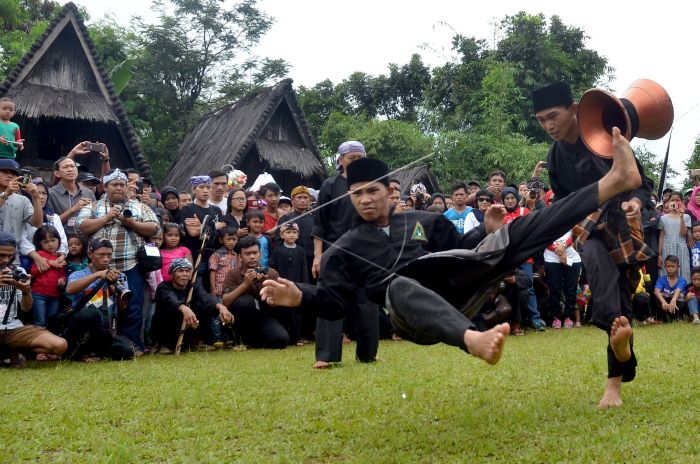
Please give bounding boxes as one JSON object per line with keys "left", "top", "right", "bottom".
{"left": 0, "top": 120, "right": 21, "bottom": 159}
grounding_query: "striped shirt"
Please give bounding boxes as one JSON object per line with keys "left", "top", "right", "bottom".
{"left": 76, "top": 198, "right": 160, "bottom": 271}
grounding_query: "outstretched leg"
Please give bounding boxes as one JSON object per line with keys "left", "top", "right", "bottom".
{"left": 386, "top": 276, "right": 509, "bottom": 365}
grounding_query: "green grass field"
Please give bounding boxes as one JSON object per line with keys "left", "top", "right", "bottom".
{"left": 2, "top": 323, "right": 700, "bottom": 463}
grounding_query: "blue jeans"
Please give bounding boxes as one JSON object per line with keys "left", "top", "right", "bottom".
{"left": 688, "top": 298, "right": 699, "bottom": 316}
{"left": 32, "top": 293, "right": 60, "bottom": 328}
{"left": 122, "top": 266, "right": 146, "bottom": 351}
{"left": 519, "top": 262, "right": 542, "bottom": 324}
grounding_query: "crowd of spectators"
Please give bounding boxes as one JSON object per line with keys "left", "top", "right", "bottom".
{"left": 2, "top": 130, "right": 699, "bottom": 368}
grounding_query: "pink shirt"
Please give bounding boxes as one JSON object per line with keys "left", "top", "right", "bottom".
{"left": 160, "top": 246, "right": 191, "bottom": 281}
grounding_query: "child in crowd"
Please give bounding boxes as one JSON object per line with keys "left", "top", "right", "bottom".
{"left": 245, "top": 209, "right": 269, "bottom": 268}
{"left": 659, "top": 192, "right": 692, "bottom": 280}
{"left": 159, "top": 223, "right": 192, "bottom": 282}
{"left": 689, "top": 222, "right": 700, "bottom": 270}
{"left": 30, "top": 226, "right": 67, "bottom": 331}
{"left": 143, "top": 230, "right": 164, "bottom": 350}
{"left": 543, "top": 230, "right": 582, "bottom": 329}
{"left": 685, "top": 268, "right": 700, "bottom": 324}
{"left": 654, "top": 255, "right": 687, "bottom": 322}
{"left": 0, "top": 97, "right": 24, "bottom": 159}
{"left": 270, "top": 222, "right": 307, "bottom": 344}
{"left": 208, "top": 226, "right": 239, "bottom": 347}
{"left": 209, "top": 226, "right": 239, "bottom": 297}
{"left": 66, "top": 234, "right": 88, "bottom": 277}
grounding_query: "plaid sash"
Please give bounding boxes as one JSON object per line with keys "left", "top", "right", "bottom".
{"left": 572, "top": 201, "right": 654, "bottom": 266}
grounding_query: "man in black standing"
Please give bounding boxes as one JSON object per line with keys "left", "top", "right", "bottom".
{"left": 311, "top": 141, "right": 377, "bottom": 368}
{"left": 533, "top": 82, "right": 653, "bottom": 408}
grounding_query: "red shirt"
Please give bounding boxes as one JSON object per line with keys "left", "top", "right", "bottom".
{"left": 262, "top": 210, "right": 279, "bottom": 233}
{"left": 503, "top": 207, "right": 534, "bottom": 264}
{"left": 30, "top": 250, "right": 67, "bottom": 297}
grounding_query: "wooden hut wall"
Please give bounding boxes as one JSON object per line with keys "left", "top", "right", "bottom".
{"left": 26, "top": 25, "right": 101, "bottom": 94}
{"left": 16, "top": 116, "right": 133, "bottom": 174}
{"left": 260, "top": 104, "right": 304, "bottom": 146}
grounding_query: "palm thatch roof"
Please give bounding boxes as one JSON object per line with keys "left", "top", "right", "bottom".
{"left": 0, "top": 2, "right": 151, "bottom": 179}
{"left": 164, "top": 79, "right": 325, "bottom": 193}
{"left": 392, "top": 164, "right": 441, "bottom": 195}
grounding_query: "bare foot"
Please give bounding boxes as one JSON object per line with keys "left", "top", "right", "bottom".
{"left": 464, "top": 323, "right": 509, "bottom": 365}
{"left": 313, "top": 361, "right": 331, "bottom": 369}
{"left": 610, "top": 316, "right": 632, "bottom": 362}
{"left": 598, "top": 127, "right": 642, "bottom": 202}
{"left": 598, "top": 376, "right": 623, "bottom": 409}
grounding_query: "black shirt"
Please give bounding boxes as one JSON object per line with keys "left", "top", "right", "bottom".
{"left": 547, "top": 137, "right": 653, "bottom": 205}
{"left": 180, "top": 203, "right": 222, "bottom": 255}
{"left": 300, "top": 210, "right": 488, "bottom": 320}
{"left": 311, "top": 175, "right": 357, "bottom": 244}
{"left": 276, "top": 210, "right": 315, "bottom": 262}
{"left": 270, "top": 245, "right": 309, "bottom": 284}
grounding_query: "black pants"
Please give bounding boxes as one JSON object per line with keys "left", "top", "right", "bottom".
{"left": 228, "top": 295, "right": 289, "bottom": 349}
{"left": 63, "top": 309, "right": 134, "bottom": 361}
{"left": 388, "top": 183, "right": 625, "bottom": 362}
{"left": 149, "top": 303, "right": 215, "bottom": 350}
{"left": 544, "top": 262, "right": 582, "bottom": 321}
{"left": 503, "top": 286, "right": 529, "bottom": 325}
{"left": 315, "top": 289, "right": 379, "bottom": 363}
{"left": 580, "top": 237, "right": 638, "bottom": 381}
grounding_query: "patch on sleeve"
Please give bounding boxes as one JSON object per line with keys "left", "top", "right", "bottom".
{"left": 411, "top": 222, "right": 427, "bottom": 241}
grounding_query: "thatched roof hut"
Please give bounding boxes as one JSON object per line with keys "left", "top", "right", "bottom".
{"left": 0, "top": 2, "right": 151, "bottom": 179}
{"left": 164, "top": 79, "right": 325, "bottom": 193}
{"left": 392, "top": 164, "right": 441, "bottom": 195}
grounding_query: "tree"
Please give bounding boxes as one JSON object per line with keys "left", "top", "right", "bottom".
{"left": 0, "top": 0, "right": 59, "bottom": 75}
{"left": 125, "top": 0, "right": 288, "bottom": 181}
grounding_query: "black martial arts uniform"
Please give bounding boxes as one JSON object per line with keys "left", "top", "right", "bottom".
{"left": 548, "top": 137, "right": 653, "bottom": 381}
{"left": 312, "top": 175, "right": 378, "bottom": 362}
{"left": 298, "top": 184, "right": 601, "bottom": 352}
{"left": 150, "top": 280, "right": 220, "bottom": 350}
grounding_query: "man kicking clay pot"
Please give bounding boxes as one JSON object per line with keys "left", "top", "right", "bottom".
{"left": 260, "top": 130, "right": 639, "bottom": 378}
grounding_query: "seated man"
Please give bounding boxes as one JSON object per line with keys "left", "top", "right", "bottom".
{"left": 222, "top": 236, "right": 290, "bottom": 348}
{"left": 65, "top": 238, "right": 135, "bottom": 361}
{"left": 653, "top": 255, "right": 687, "bottom": 322}
{"left": 261, "top": 128, "right": 641, "bottom": 367}
{"left": 150, "top": 259, "right": 233, "bottom": 353}
{"left": 0, "top": 232, "right": 67, "bottom": 365}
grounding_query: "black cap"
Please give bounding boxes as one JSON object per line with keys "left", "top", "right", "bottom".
{"left": 88, "top": 238, "right": 113, "bottom": 252}
{"left": 467, "top": 180, "right": 480, "bottom": 187}
{"left": 532, "top": 82, "right": 573, "bottom": 113}
{"left": 77, "top": 172, "right": 100, "bottom": 184}
{"left": 346, "top": 158, "right": 389, "bottom": 188}
{"left": 0, "top": 159, "right": 20, "bottom": 174}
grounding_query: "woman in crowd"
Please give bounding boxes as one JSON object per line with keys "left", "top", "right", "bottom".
{"left": 429, "top": 193, "right": 446, "bottom": 213}
{"left": 221, "top": 187, "right": 249, "bottom": 237}
{"left": 463, "top": 189, "right": 493, "bottom": 233}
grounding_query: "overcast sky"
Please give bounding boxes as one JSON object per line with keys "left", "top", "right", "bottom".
{"left": 81, "top": 0, "right": 700, "bottom": 185}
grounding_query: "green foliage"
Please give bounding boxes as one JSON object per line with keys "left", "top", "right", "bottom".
{"left": 108, "top": 58, "right": 135, "bottom": 95}
{"left": 681, "top": 135, "right": 700, "bottom": 191}
{"left": 634, "top": 144, "right": 679, "bottom": 193}
{"left": 3, "top": 325, "right": 700, "bottom": 462}
{"left": 0, "top": 0, "right": 58, "bottom": 75}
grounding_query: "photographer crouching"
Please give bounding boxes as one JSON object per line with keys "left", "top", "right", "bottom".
{"left": 0, "top": 232, "right": 67, "bottom": 366}
{"left": 64, "top": 238, "right": 134, "bottom": 361}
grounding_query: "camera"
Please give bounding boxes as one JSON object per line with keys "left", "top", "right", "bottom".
{"left": 122, "top": 209, "right": 133, "bottom": 219}
{"left": 255, "top": 267, "right": 268, "bottom": 275}
{"left": 529, "top": 190, "right": 538, "bottom": 199}
{"left": 113, "top": 274, "right": 133, "bottom": 301}
{"left": 11, "top": 266, "right": 29, "bottom": 283}
{"left": 87, "top": 142, "right": 106, "bottom": 153}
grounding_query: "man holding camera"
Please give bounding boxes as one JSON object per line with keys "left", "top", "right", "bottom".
{"left": 0, "top": 232, "right": 67, "bottom": 364}
{"left": 64, "top": 238, "right": 134, "bottom": 360}
{"left": 76, "top": 168, "right": 160, "bottom": 353}
{"left": 0, "top": 159, "right": 43, "bottom": 257}
{"left": 221, "top": 236, "right": 289, "bottom": 348}
{"left": 150, "top": 258, "right": 233, "bottom": 353}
